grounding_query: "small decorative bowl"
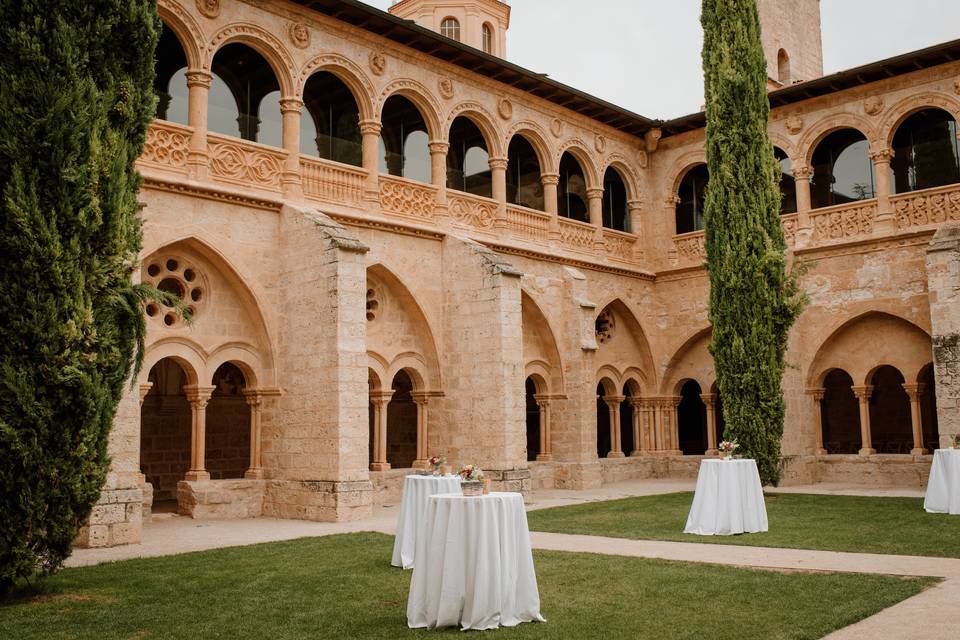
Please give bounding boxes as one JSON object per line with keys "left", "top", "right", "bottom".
{"left": 462, "top": 481, "right": 483, "bottom": 496}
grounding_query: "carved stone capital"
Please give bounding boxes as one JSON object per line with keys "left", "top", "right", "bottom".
{"left": 185, "top": 70, "right": 213, "bottom": 89}
{"left": 242, "top": 389, "right": 264, "bottom": 408}
{"left": 359, "top": 119, "right": 382, "bottom": 136}
{"left": 586, "top": 187, "right": 604, "bottom": 201}
{"left": 869, "top": 148, "right": 894, "bottom": 164}
{"left": 540, "top": 172, "right": 560, "bottom": 186}
{"left": 428, "top": 141, "right": 450, "bottom": 155}
{"left": 806, "top": 387, "right": 827, "bottom": 402}
{"left": 792, "top": 165, "right": 813, "bottom": 180}
{"left": 852, "top": 385, "right": 874, "bottom": 400}
{"left": 183, "top": 384, "right": 216, "bottom": 408}
{"left": 488, "top": 157, "right": 508, "bottom": 171}
{"left": 279, "top": 98, "right": 304, "bottom": 114}
{"left": 699, "top": 392, "right": 716, "bottom": 407}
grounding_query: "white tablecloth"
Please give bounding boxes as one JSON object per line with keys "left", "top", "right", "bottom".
{"left": 392, "top": 475, "right": 462, "bottom": 569}
{"left": 924, "top": 449, "right": 960, "bottom": 514}
{"left": 407, "top": 492, "right": 545, "bottom": 631}
{"left": 684, "top": 459, "right": 768, "bottom": 535}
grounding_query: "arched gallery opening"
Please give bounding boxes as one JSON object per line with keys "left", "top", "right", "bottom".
{"left": 775, "top": 147, "right": 798, "bottom": 215}
{"left": 820, "top": 369, "right": 860, "bottom": 454}
{"left": 810, "top": 129, "right": 875, "bottom": 208}
{"left": 447, "top": 116, "right": 492, "bottom": 198}
{"left": 153, "top": 23, "right": 188, "bottom": 124}
{"left": 867, "top": 366, "right": 913, "bottom": 454}
{"left": 387, "top": 370, "right": 418, "bottom": 469}
{"left": 506, "top": 135, "right": 544, "bottom": 211}
{"left": 675, "top": 163, "right": 708, "bottom": 234}
{"left": 379, "top": 95, "right": 431, "bottom": 183}
{"left": 619, "top": 384, "right": 636, "bottom": 455}
{"left": 891, "top": 108, "right": 960, "bottom": 193}
{"left": 208, "top": 43, "right": 282, "bottom": 146}
{"left": 602, "top": 168, "right": 629, "bottom": 232}
{"left": 526, "top": 377, "right": 540, "bottom": 462}
{"left": 140, "top": 358, "right": 192, "bottom": 507}
{"left": 205, "top": 363, "right": 251, "bottom": 480}
{"left": 301, "top": 71, "right": 362, "bottom": 166}
{"left": 677, "top": 380, "right": 707, "bottom": 455}
{"left": 559, "top": 152, "right": 589, "bottom": 223}
{"left": 596, "top": 382, "right": 612, "bottom": 458}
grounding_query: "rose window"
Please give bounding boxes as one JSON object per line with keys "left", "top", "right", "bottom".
{"left": 143, "top": 257, "right": 206, "bottom": 327}
{"left": 595, "top": 309, "right": 615, "bottom": 344}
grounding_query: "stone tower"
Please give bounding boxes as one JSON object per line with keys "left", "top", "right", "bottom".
{"left": 756, "top": 0, "right": 823, "bottom": 86}
{"left": 389, "top": 0, "right": 511, "bottom": 57}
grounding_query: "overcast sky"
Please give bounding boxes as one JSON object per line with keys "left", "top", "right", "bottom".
{"left": 363, "top": 0, "right": 960, "bottom": 119}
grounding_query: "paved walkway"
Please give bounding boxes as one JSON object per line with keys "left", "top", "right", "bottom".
{"left": 66, "top": 480, "right": 947, "bottom": 639}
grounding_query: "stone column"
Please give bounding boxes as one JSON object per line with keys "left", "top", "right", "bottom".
{"left": 670, "top": 396, "right": 682, "bottom": 454}
{"left": 627, "top": 198, "right": 645, "bottom": 260}
{"left": 359, "top": 119, "right": 382, "bottom": 204}
{"left": 793, "top": 165, "right": 813, "bottom": 247}
{"left": 701, "top": 393, "right": 718, "bottom": 455}
{"left": 587, "top": 187, "right": 605, "bottom": 248}
{"left": 429, "top": 141, "right": 449, "bottom": 213}
{"left": 902, "top": 383, "right": 928, "bottom": 455}
{"left": 534, "top": 395, "right": 553, "bottom": 461}
{"left": 369, "top": 390, "right": 393, "bottom": 471}
{"left": 653, "top": 398, "right": 665, "bottom": 453}
{"left": 640, "top": 399, "right": 656, "bottom": 453}
{"left": 852, "top": 385, "right": 875, "bottom": 456}
{"left": 412, "top": 392, "right": 430, "bottom": 469}
{"left": 870, "top": 148, "right": 895, "bottom": 233}
{"left": 183, "top": 385, "right": 215, "bottom": 481}
{"left": 628, "top": 397, "right": 643, "bottom": 456}
{"left": 185, "top": 70, "right": 212, "bottom": 179}
{"left": 807, "top": 388, "right": 827, "bottom": 455}
{"left": 542, "top": 173, "right": 560, "bottom": 241}
{"left": 137, "top": 382, "right": 154, "bottom": 485}
{"left": 489, "top": 156, "right": 509, "bottom": 230}
{"left": 279, "top": 98, "right": 304, "bottom": 200}
{"left": 243, "top": 390, "right": 265, "bottom": 479}
{"left": 604, "top": 395, "right": 625, "bottom": 458}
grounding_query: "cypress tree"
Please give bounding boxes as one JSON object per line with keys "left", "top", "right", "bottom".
{"left": 701, "top": 0, "right": 805, "bottom": 485}
{"left": 0, "top": 1, "right": 159, "bottom": 590}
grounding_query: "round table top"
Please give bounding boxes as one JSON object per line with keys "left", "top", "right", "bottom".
{"left": 405, "top": 474, "right": 461, "bottom": 481}
{"left": 935, "top": 448, "right": 960, "bottom": 456}
{"left": 430, "top": 491, "right": 522, "bottom": 501}
{"left": 701, "top": 458, "right": 756, "bottom": 466}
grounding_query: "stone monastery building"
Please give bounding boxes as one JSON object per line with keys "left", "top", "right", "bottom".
{"left": 78, "top": 0, "right": 960, "bottom": 547}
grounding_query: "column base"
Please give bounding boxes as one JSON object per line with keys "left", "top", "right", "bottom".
{"left": 244, "top": 468, "right": 265, "bottom": 480}
{"left": 184, "top": 470, "right": 210, "bottom": 482}
{"left": 535, "top": 453, "right": 554, "bottom": 462}
{"left": 606, "top": 451, "right": 626, "bottom": 459}
{"left": 911, "top": 447, "right": 929, "bottom": 456}
{"left": 629, "top": 450, "right": 643, "bottom": 457}
{"left": 815, "top": 448, "right": 828, "bottom": 456}
{"left": 706, "top": 449, "right": 719, "bottom": 457}
{"left": 858, "top": 448, "right": 876, "bottom": 456}
{"left": 412, "top": 459, "right": 429, "bottom": 470}
{"left": 369, "top": 462, "right": 391, "bottom": 472}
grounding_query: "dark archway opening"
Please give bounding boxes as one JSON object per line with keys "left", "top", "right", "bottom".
{"left": 602, "top": 168, "right": 629, "bottom": 231}
{"left": 559, "top": 152, "right": 588, "bottom": 223}
{"left": 811, "top": 129, "right": 875, "bottom": 208}
{"left": 141, "top": 359, "right": 192, "bottom": 506}
{"left": 447, "top": 117, "right": 491, "bottom": 197}
{"left": 620, "top": 385, "right": 636, "bottom": 455}
{"left": 892, "top": 108, "right": 960, "bottom": 194}
{"left": 302, "top": 71, "right": 362, "bottom": 166}
{"left": 153, "top": 24, "right": 189, "bottom": 124}
{"left": 206, "top": 363, "right": 250, "bottom": 479}
{"left": 821, "top": 369, "right": 860, "bottom": 454}
{"left": 209, "top": 43, "right": 282, "bottom": 145}
{"left": 775, "top": 147, "right": 798, "bottom": 215}
{"left": 920, "top": 364, "right": 939, "bottom": 452}
{"left": 506, "top": 135, "right": 544, "bottom": 211}
{"left": 387, "top": 370, "right": 418, "bottom": 468}
{"left": 596, "top": 382, "right": 611, "bottom": 458}
{"left": 379, "top": 95, "right": 430, "bottom": 183}
{"left": 526, "top": 377, "right": 540, "bottom": 462}
{"left": 676, "top": 163, "right": 708, "bottom": 234}
{"left": 677, "top": 380, "right": 707, "bottom": 455}
{"left": 869, "top": 366, "right": 913, "bottom": 454}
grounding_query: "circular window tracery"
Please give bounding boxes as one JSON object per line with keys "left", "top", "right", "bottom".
{"left": 143, "top": 256, "right": 207, "bottom": 328}
{"left": 596, "top": 309, "right": 615, "bottom": 344}
{"left": 366, "top": 288, "right": 380, "bottom": 322}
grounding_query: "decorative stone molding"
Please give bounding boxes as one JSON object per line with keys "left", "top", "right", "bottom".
{"left": 810, "top": 202, "right": 878, "bottom": 242}
{"left": 551, "top": 118, "right": 564, "bottom": 138}
{"left": 954, "top": 79, "right": 960, "bottom": 96}
{"left": 208, "top": 137, "right": 284, "bottom": 191}
{"left": 206, "top": 24, "right": 296, "bottom": 94}
{"left": 141, "top": 122, "right": 191, "bottom": 171}
{"left": 143, "top": 255, "right": 208, "bottom": 328}
{"left": 449, "top": 194, "right": 496, "bottom": 229}
{"left": 289, "top": 22, "right": 310, "bottom": 49}
{"left": 595, "top": 308, "right": 615, "bottom": 344}
{"left": 498, "top": 98, "right": 513, "bottom": 120}
{"left": 196, "top": 0, "right": 220, "bottom": 19}
{"left": 369, "top": 51, "right": 387, "bottom": 76}
{"left": 594, "top": 134, "right": 606, "bottom": 153}
{"left": 893, "top": 184, "right": 960, "bottom": 231}
{"left": 636, "top": 149, "right": 648, "bottom": 169}
{"left": 379, "top": 177, "right": 436, "bottom": 219}
{"left": 864, "top": 96, "right": 885, "bottom": 116}
{"left": 785, "top": 115, "right": 803, "bottom": 135}
{"left": 438, "top": 77, "right": 455, "bottom": 100}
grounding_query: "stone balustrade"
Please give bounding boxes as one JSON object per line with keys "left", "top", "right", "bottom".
{"left": 301, "top": 155, "right": 366, "bottom": 208}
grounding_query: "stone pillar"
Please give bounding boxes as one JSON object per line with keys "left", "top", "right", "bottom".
{"left": 927, "top": 226, "right": 960, "bottom": 449}
{"left": 793, "top": 165, "right": 813, "bottom": 247}
{"left": 902, "top": 383, "right": 928, "bottom": 455}
{"left": 412, "top": 392, "right": 431, "bottom": 469}
{"left": 243, "top": 390, "right": 265, "bottom": 479}
{"left": 279, "top": 98, "right": 304, "bottom": 200}
{"left": 183, "top": 385, "right": 215, "bottom": 481}
{"left": 185, "top": 70, "right": 212, "bottom": 179}
{"left": 542, "top": 173, "right": 560, "bottom": 241}
{"left": 535, "top": 395, "right": 553, "bottom": 461}
{"left": 359, "top": 119, "right": 382, "bottom": 203}
{"left": 490, "top": 156, "right": 509, "bottom": 229}
{"left": 807, "top": 388, "right": 827, "bottom": 455}
{"left": 604, "top": 395, "right": 625, "bottom": 458}
{"left": 852, "top": 385, "right": 875, "bottom": 456}
{"left": 653, "top": 398, "right": 665, "bottom": 453}
{"left": 369, "top": 390, "right": 392, "bottom": 471}
{"left": 628, "top": 397, "right": 643, "bottom": 456}
{"left": 627, "top": 198, "right": 645, "bottom": 260}
{"left": 587, "top": 187, "right": 605, "bottom": 248}
{"left": 870, "top": 148, "right": 895, "bottom": 233}
{"left": 429, "top": 140, "right": 449, "bottom": 212}
{"left": 137, "top": 382, "right": 153, "bottom": 485}
{"left": 701, "top": 393, "right": 718, "bottom": 455}
{"left": 640, "top": 399, "right": 656, "bottom": 453}
{"left": 670, "top": 396, "right": 682, "bottom": 454}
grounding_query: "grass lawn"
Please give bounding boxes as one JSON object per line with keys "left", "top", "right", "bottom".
{"left": 528, "top": 492, "right": 960, "bottom": 557}
{"left": 0, "top": 533, "right": 935, "bottom": 640}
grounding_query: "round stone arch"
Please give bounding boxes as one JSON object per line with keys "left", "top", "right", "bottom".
{"left": 367, "top": 352, "right": 389, "bottom": 392}
{"left": 297, "top": 53, "right": 377, "bottom": 122}
{"left": 386, "top": 355, "right": 430, "bottom": 392}
{"left": 769, "top": 132, "right": 798, "bottom": 164}
{"left": 525, "top": 361, "right": 553, "bottom": 395}
{"left": 600, "top": 154, "right": 642, "bottom": 202}
{"left": 798, "top": 114, "right": 878, "bottom": 166}
{"left": 666, "top": 151, "right": 708, "bottom": 203}
{"left": 377, "top": 79, "right": 444, "bottom": 140}
{"left": 878, "top": 92, "right": 960, "bottom": 149}
{"left": 445, "top": 101, "right": 505, "bottom": 158}
{"left": 139, "top": 337, "right": 205, "bottom": 387}
{"left": 556, "top": 139, "right": 600, "bottom": 190}
{"left": 205, "top": 343, "right": 263, "bottom": 389}
{"left": 205, "top": 23, "right": 298, "bottom": 98}
{"left": 622, "top": 368, "right": 649, "bottom": 397}
{"left": 157, "top": 0, "right": 206, "bottom": 70}
{"left": 596, "top": 368, "right": 623, "bottom": 395}
{"left": 504, "top": 121, "right": 555, "bottom": 174}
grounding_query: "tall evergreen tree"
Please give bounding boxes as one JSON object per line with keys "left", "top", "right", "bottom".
{"left": 0, "top": 1, "right": 158, "bottom": 590}
{"left": 701, "top": 0, "right": 805, "bottom": 485}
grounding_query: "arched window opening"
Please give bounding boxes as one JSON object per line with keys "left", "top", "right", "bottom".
{"left": 620, "top": 384, "right": 636, "bottom": 455}
{"left": 775, "top": 147, "right": 797, "bottom": 214}
{"left": 920, "top": 364, "right": 939, "bottom": 452}
{"left": 892, "top": 109, "right": 960, "bottom": 194}
{"left": 209, "top": 43, "right": 282, "bottom": 145}
{"left": 559, "top": 152, "right": 588, "bottom": 223}
{"left": 868, "top": 366, "right": 913, "bottom": 454}
{"left": 482, "top": 23, "right": 495, "bottom": 54}
{"left": 447, "top": 117, "right": 491, "bottom": 197}
{"left": 440, "top": 17, "right": 461, "bottom": 41}
{"left": 379, "top": 95, "right": 431, "bottom": 183}
{"left": 810, "top": 129, "right": 875, "bottom": 209}
{"left": 676, "top": 163, "right": 708, "bottom": 234}
{"left": 153, "top": 24, "right": 189, "bottom": 124}
{"left": 596, "top": 382, "right": 611, "bottom": 458}
{"left": 677, "top": 380, "right": 707, "bottom": 455}
{"left": 206, "top": 363, "right": 250, "bottom": 480}
{"left": 506, "top": 135, "right": 544, "bottom": 211}
{"left": 602, "top": 168, "right": 629, "bottom": 231}
{"left": 526, "top": 377, "right": 540, "bottom": 462}
{"left": 302, "top": 71, "right": 362, "bottom": 167}
{"left": 777, "top": 49, "right": 791, "bottom": 85}
{"left": 821, "top": 369, "right": 860, "bottom": 454}
{"left": 387, "top": 370, "right": 418, "bottom": 468}
{"left": 141, "top": 359, "right": 191, "bottom": 507}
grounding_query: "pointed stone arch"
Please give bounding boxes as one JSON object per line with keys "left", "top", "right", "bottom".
{"left": 594, "top": 298, "right": 657, "bottom": 392}
{"left": 660, "top": 326, "right": 713, "bottom": 396}
{"left": 521, "top": 290, "right": 564, "bottom": 394}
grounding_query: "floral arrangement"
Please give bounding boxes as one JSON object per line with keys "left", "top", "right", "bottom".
{"left": 952, "top": 434, "right": 960, "bottom": 449}
{"left": 718, "top": 440, "right": 739, "bottom": 458}
{"left": 429, "top": 455, "right": 446, "bottom": 471}
{"left": 458, "top": 464, "right": 484, "bottom": 482}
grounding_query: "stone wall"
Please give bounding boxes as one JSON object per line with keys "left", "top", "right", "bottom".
{"left": 927, "top": 225, "right": 960, "bottom": 447}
